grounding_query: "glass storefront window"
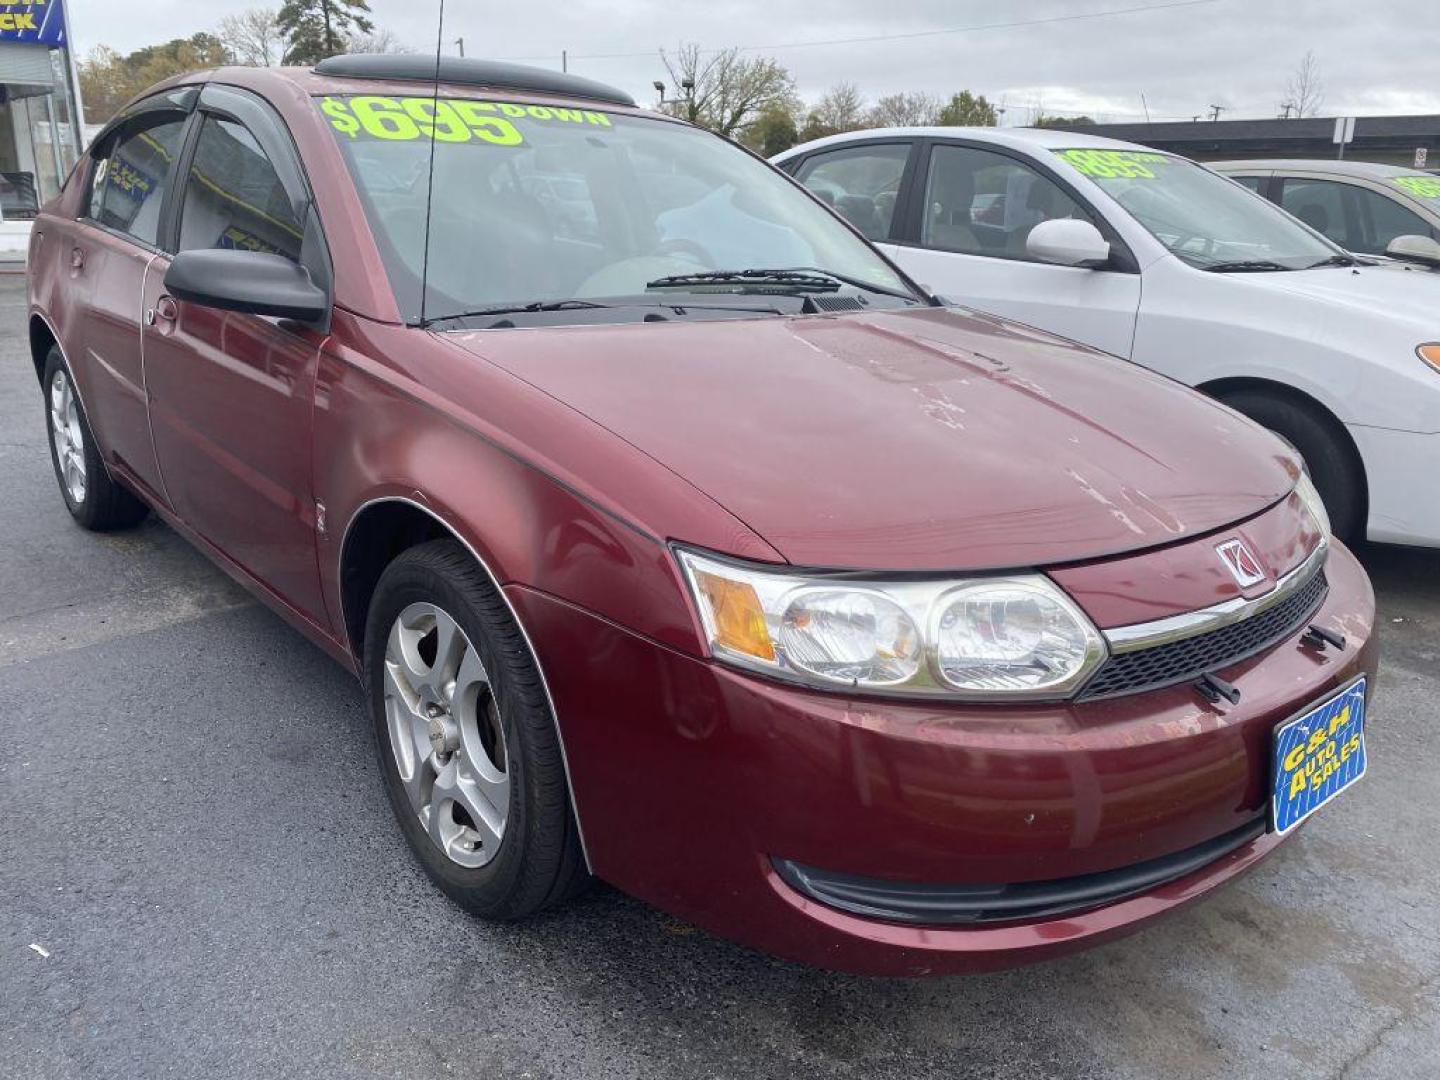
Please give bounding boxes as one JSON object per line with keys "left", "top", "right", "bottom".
{"left": 0, "top": 1, "right": 83, "bottom": 221}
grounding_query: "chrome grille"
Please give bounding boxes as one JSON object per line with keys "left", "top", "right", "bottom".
{"left": 1079, "top": 567, "right": 1329, "bottom": 701}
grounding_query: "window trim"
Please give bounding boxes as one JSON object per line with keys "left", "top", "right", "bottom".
{"left": 895, "top": 138, "right": 1139, "bottom": 273}
{"left": 162, "top": 82, "right": 335, "bottom": 324}
{"left": 789, "top": 138, "right": 921, "bottom": 244}
{"left": 77, "top": 88, "right": 200, "bottom": 253}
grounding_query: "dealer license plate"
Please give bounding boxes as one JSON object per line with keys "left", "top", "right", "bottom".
{"left": 1272, "top": 677, "right": 1368, "bottom": 834}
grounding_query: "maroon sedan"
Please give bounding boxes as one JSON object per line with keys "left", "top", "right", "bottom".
{"left": 26, "top": 57, "right": 1376, "bottom": 975}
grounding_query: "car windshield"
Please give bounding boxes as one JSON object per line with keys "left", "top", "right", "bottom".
{"left": 1391, "top": 174, "right": 1440, "bottom": 206}
{"left": 319, "top": 94, "right": 916, "bottom": 326}
{"left": 1054, "top": 148, "right": 1344, "bottom": 270}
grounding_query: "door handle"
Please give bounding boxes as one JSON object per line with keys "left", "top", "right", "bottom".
{"left": 70, "top": 247, "right": 85, "bottom": 271}
{"left": 146, "top": 296, "right": 179, "bottom": 326}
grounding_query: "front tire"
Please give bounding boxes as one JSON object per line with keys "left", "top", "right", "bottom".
{"left": 364, "top": 539, "right": 588, "bottom": 919}
{"left": 1220, "top": 389, "right": 1366, "bottom": 542}
{"left": 42, "top": 348, "right": 148, "bottom": 531}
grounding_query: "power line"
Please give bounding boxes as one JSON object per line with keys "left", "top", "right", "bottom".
{"left": 494, "top": 0, "right": 1226, "bottom": 64}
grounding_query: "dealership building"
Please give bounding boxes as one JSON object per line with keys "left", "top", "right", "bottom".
{"left": 0, "top": 0, "right": 83, "bottom": 259}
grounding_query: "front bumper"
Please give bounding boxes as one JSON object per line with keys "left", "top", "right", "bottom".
{"left": 1350, "top": 424, "right": 1440, "bottom": 547}
{"left": 509, "top": 542, "right": 1377, "bottom": 976}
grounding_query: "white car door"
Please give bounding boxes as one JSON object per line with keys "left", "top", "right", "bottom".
{"left": 880, "top": 141, "right": 1143, "bottom": 359}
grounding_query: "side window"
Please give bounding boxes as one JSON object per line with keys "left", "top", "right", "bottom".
{"left": 178, "top": 115, "right": 303, "bottom": 262}
{"left": 794, "top": 144, "right": 911, "bottom": 240}
{"left": 1279, "top": 178, "right": 1355, "bottom": 249}
{"left": 1351, "top": 186, "right": 1435, "bottom": 253}
{"left": 921, "top": 145, "right": 1092, "bottom": 259}
{"left": 88, "top": 116, "right": 188, "bottom": 247}
{"left": 1230, "top": 175, "right": 1265, "bottom": 195}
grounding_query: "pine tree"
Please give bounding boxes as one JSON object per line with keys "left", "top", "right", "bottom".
{"left": 277, "top": 0, "right": 374, "bottom": 65}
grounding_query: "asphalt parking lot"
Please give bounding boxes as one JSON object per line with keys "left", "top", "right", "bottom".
{"left": 1, "top": 274, "right": 1437, "bottom": 1080}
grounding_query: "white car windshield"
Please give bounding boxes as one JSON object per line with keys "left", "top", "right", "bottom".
{"left": 1055, "top": 148, "right": 1347, "bottom": 271}
{"left": 320, "top": 94, "right": 916, "bottom": 325}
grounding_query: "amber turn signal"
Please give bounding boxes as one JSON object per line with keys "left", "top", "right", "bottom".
{"left": 692, "top": 570, "right": 776, "bottom": 662}
{"left": 1419, "top": 344, "right": 1440, "bottom": 374}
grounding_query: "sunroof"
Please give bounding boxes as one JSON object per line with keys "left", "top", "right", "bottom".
{"left": 312, "top": 55, "right": 636, "bottom": 108}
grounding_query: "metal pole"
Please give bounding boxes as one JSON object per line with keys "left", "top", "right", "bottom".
{"left": 57, "top": 0, "right": 87, "bottom": 156}
{"left": 44, "top": 89, "right": 63, "bottom": 190}
{"left": 455, "top": 37, "right": 464, "bottom": 57}
{"left": 562, "top": 50, "right": 567, "bottom": 73}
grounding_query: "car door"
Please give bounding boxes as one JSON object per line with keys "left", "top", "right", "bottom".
{"left": 884, "top": 141, "right": 1142, "bottom": 358}
{"left": 68, "top": 91, "right": 194, "bottom": 503}
{"left": 1336, "top": 180, "right": 1440, "bottom": 250}
{"left": 789, "top": 141, "right": 917, "bottom": 244}
{"left": 141, "top": 84, "right": 331, "bottom": 623}
{"left": 1275, "top": 177, "right": 1368, "bottom": 251}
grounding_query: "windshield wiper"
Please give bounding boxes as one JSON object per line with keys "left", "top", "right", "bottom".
{"left": 1200, "top": 259, "right": 1295, "bottom": 273}
{"left": 645, "top": 266, "right": 922, "bottom": 303}
{"left": 425, "top": 299, "right": 611, "bottom": 325}
{"left": 425, "top": 297, "right": 791, "bottom": 329}
{"left": 1303, "top": 254, "right": 1361, "bottom": 269}
{"left": 779, "top": 265, "right": 924, "bottom": 302}
{"left": 647, "top": 268, "right": 844, "bottom": 293}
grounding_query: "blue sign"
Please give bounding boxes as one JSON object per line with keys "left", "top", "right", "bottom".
{"left": 0, "top": 1, "right": 66, "bottom": 48}
{"left": 1271, "top": 677, "right": 1367, "bottom": 834}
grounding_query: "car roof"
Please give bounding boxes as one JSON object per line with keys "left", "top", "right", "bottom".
{"left": 1209, "top": 159, "right": 1422, "bottom": 179}
{"left": 772, "top": 125, "right": 1166, "bottom": 162}
{"left": 122, "top": 58, "right": 658, "bottom": 125}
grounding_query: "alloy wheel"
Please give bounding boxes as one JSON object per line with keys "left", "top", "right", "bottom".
{"left": 49, "top": 368, "right": 87, "bottom": 505}
{"left": 383, "top": 602, "right": 509, "bottom": 868}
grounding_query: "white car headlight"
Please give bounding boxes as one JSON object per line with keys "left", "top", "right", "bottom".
{"left": 676, "top": 547, "right": 1106, "bottom": 700}
{"left": 1293, "top": 471, "right": 1331, "bottom": 541}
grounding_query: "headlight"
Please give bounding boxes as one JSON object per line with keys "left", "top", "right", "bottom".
{"left": 1417, "top": 343, "right": 1440, "bottom": 374}
{"left": 676, "top": 548, "right": 1106, "bottom": 700}
{"left": 1293, "top": 471, "right": 1331, "bottom": 540}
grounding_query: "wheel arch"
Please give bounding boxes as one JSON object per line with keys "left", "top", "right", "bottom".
{"left": 1199, "top": 375, "right": 1370, "bottom": 521}
{"left": 337, "top": 495, "right": 593, "bottom": 869}
{"left": 29, "top": 311, "right": 60, "bottom": 385}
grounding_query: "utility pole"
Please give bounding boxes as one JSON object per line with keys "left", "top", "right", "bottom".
{"left": 454, "top": 37, "right": 464, "bottom": 57}
{"left": 1279, "top": 101, "right": 1295, "bottom": 120}
{"left": 1208, "top": 104, "right": 1226, "bottom": 122}
{"left": 562, "top": 50, "right": 568, "bottom": 73}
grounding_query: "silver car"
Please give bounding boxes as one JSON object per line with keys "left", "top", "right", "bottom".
{"left": 1212, "top": 159, "right": 1440, "bottom": 261}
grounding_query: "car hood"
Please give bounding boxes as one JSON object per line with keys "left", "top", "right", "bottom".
{"left": 1238, "top": 261, "right": 1440, "bottom": 328}
{"left": 445, "top": 307, "right": 1297, "bottom": 570}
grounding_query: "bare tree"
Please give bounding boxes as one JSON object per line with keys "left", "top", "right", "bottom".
{"left": 219, "top": 8, "right": 285, "bottom": 66}
{"left": 800, "top": 83, "right": 868, "bottom": 141}
{"left": 659, "top": 44, "right": 798, "bottom": 139}
{"left": 867, "top": 92, "right": 941, "bottom": 128}
{"left": 1285, "top": 51, "right": 1325, "bottom": 118}
{"left": 346, "top": 27, "right": 413, "bottom": 54}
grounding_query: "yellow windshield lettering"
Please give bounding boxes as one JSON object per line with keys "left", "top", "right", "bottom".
{"left": 319, "top": 96, "right": 610, "bottom": 146}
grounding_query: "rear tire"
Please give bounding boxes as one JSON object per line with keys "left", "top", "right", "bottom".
{"left": 364, "top": 539, "right": 589, "bottom": 919}
{"left": 1219, "top": 389, "right": 1365, "bottom": 542}
{"left": 41, "top": 348, "right": 148, "bottom": 531}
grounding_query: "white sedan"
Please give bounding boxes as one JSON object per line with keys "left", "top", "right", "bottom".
{"left": 774, "top": 128, "right": 1440, "bottom": 547}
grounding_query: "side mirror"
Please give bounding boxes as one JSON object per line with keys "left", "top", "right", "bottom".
{"left": 164, "top": 250, "right": 329, "bottom": 324}
{"left": 1385, "top": 233, "right": 1440, "bottom": 268}
{"left": 1026, "top": 218, "right": 1111, "bottom": 268}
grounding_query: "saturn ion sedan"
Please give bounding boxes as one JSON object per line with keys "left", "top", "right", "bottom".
{"left": 26, "top": 56, "right": 1377, "bottom": 975}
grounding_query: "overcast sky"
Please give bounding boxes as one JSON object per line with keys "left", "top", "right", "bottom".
{"left": 66, "top": 0, "right": 1440, "bottom": 124}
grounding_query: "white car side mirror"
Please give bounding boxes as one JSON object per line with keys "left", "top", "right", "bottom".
{"left": 1026, "top": 219, "right": 1112, "bottom": 268}
{"left": 1385, "top": 233, "right": 1440, "bottom": 268}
